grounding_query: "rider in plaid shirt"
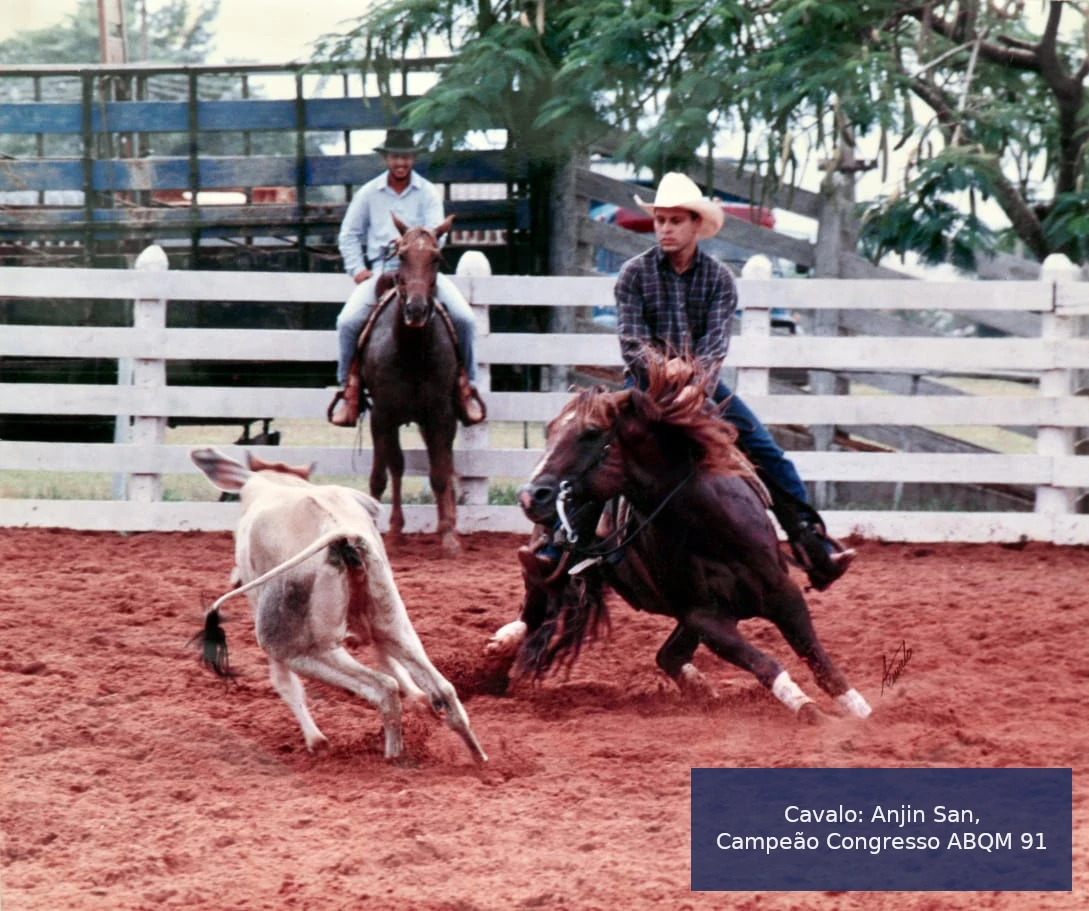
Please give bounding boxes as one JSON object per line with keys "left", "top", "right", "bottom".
{"left": 615, "top": 173, "right": 854, "bottom": 591}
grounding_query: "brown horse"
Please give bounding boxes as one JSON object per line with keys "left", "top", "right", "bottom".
{"left": 489, "top": 357, "right": 872, "bottom": 723}
{"left": 362, "top": 213, "right": 462, "bottom": 551}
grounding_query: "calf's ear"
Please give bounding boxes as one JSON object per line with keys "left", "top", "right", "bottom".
{"left": 190, "top": 447, "right": 251, "bottom": 492}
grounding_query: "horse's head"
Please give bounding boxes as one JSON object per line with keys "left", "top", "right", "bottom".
{"left": 391, "top": 213, "right": 455, "bottom": 328}
{"left": 519, "top": 357, "right": 759, "bottom": 527}
{"left": 519, "top": 386, "right": 627, "bottom": 527}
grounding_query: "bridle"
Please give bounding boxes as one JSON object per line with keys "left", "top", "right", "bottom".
{"left": 551, "top": 426, "right": 697, "bottom": 574}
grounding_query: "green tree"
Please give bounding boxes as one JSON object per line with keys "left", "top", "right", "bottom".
{"left": 313, "top": 1, "right": 600, "bottom": 273}
{"left": 0, "top": 0, "right": 220, "bottom": 66}
{"left": 314, "top": 1, "right": 1089, "bottom": 269}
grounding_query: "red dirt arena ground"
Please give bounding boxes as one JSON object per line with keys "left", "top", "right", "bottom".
{"left": 1, "top": 527, "right": 1086, "bottom": 911}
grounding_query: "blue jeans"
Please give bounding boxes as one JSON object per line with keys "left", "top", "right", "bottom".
{"left": 335, "top": 272, "right": 477, "bottom": 385}
{"left": 711, "top": 379, "right": 811, "bottom": 505}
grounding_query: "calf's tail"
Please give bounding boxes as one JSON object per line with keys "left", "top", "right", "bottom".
{"left": 194, "top": 530, "right": 365, "bottom": 678}
{"left": 209, "top": 530, "right": 359, "bottom": 613}
{"left": 192, "top": 607, "right": 234, "bottom": 678}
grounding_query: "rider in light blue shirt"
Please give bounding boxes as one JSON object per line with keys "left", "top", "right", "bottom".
{"left": 330, "top": 129, "right": 481, "bottom": 426}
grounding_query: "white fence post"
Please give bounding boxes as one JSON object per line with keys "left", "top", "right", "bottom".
{"left": 735, "top": 255, "right": 773, "bottom": 397}
{"left": 128, "top": 245, "right": 169, "bottom": 503}
{"left": 456, "top": 252, "right": 492, "bottom": 520}
{"left": 112, "top": 357, "right": 134, "bottom": 500}
{"left": 1035, "top": 253, "right": 1079, "bottom": 517}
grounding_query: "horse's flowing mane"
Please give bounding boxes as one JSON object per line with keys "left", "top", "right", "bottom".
{"left": 521, "top": 357, "right": 772, "bottom": 681}
{"left": 558, "top": 355, "right": 761, "bottom": 485}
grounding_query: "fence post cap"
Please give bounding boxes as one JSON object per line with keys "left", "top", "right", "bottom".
{"left": 1040, "top": 253, "right": 1080, "bottom": 283}
{"left": 456, "top": 250, "right": 492, "bottom": 277}
{"left": 135, "top": 244, "right": 169, "bottom": 272}
{"left": 741, "top": 254, "right": 774, "bottom": 280}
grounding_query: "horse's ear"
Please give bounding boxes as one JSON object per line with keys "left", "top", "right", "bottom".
{"left": 391, "top": 212, "right": 409, "bottom": 236}
{"left": 434, "top": 214, "right": 456, "bottom": 239}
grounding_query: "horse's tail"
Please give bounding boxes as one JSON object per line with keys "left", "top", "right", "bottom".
{"left": 516, "top": 563, "right": 610, "bottom": 680}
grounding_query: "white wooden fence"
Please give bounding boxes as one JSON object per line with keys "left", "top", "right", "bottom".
{"left": 3, "top": 253, "right": 1089, "bottom": 543}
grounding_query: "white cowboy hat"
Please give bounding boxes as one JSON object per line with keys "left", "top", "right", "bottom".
{"left": 634, "top": 172, "right": 725, "bottom": 240}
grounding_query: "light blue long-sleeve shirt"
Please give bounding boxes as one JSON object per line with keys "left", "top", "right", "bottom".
{"left": 337, "top": 170, "right": 446, "bottom": 278}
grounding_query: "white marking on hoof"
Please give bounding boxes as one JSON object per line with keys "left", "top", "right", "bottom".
{"left": 771, "top": 670, "right": 814, "bottom": 714}
{"left": 836, "top": 688, "right": 872, "bottom": 719}
{"left": 484, "top": 620, "right": 527, "bottom": 657}
{"left": 678, "top": 663, "right": 719, "bottom": 701}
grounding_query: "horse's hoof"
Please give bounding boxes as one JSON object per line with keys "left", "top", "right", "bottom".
{"left": 797, "top": 702, "right": 827, "bottom": 726}
{"left": 441, "top": 533, "right": 461, "bottom": 554}
{"left": 677, "top": 664, "right": 719, "bottom": 704}
{"left": 485, "top": 620, "right": 527, "bottom": 658}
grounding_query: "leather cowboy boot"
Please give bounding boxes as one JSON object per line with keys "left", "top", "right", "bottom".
{"left": 455, "top": 368, "right": 486, "bottom": 426}
{"left": 327, "top": 369, "right": 362, "bottom": 427}
{"left": 792, "top": 522, "right": 856, "bottom": 591}
{"left": 759, "top": 471, "right": 855, "bottom": 591}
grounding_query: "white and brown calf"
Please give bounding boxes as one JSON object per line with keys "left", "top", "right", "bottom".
{"left": 190, "top": 447, "right": 486, "bottom": 763}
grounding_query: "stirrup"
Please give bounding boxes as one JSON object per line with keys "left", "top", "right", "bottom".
{"left": 327, "top": 388, "right": 358, "bottom": 427}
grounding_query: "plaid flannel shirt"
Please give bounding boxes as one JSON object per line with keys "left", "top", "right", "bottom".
{"left": 615, "top": 245, "right": 738, "bottom": 379}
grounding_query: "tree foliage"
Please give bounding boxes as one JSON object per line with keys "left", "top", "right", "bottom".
{"left": 0, "top": 0, "right": 220, "bottom": 66}
{"left": 316, "top": 1, "right": 1089, "bottom": 267}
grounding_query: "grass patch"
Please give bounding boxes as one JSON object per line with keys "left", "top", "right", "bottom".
{"left": 2, "top": 418, "right": 548, "bottom": 502}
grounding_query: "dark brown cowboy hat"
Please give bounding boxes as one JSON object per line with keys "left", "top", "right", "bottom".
{"left": 373, "top": 128, "right": 424, "bottom": 155}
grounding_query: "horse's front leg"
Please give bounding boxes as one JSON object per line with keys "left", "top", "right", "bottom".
{"left": 371, "top": 416, "right": 406, "bottom": 540}
{"left": 485, "top": 537, "right": 549, "bottom": 659}
{"left": 421, "top": 419, "right": 458, "bottom": 552}
{"left": 655, "top": 622, "right": 718, "bottom": 702}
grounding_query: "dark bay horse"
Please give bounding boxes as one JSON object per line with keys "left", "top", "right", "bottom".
{"left": 489, "top": 357, "right": 872, "bottom": 723}
{"left": 362, "top": 213, "right": 463, "bottom": 552}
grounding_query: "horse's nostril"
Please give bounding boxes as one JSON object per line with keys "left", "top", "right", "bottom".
{"left": 532, "top": 486, "right": 553, "bottom": 503}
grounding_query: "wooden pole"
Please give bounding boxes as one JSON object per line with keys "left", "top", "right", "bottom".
{"left": 456, "top": 252, "right": 492, "bottom": 520}
{"left": 547, "top": 151, "right": 591, "bottom": 390}
{"left": 127, "top": 244, "right": 169, "bottom": 503}
{"left": 1035, "top": 253, "right": 1079, "bottom": 518}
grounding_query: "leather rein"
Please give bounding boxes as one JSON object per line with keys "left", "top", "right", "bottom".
{"left": 551, "top": 432, "right": 698, "bottom": 575}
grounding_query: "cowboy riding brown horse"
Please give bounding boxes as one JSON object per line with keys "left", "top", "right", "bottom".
{"left": 487, "top": 356, "right": 871, "bottom": 724}
{"left": 330, "top": 215, "right": 486, "bottom": 551}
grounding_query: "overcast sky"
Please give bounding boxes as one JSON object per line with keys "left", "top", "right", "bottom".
{"left": 2, "top": 0, "right": 372, "bottom": 63}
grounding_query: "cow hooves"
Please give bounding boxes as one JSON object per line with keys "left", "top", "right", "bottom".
{"left": 797, "top": 702, "right": 826, "bottom": 726}
{"left": 305, "top": 733, "right": 330, "bottom": 754}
